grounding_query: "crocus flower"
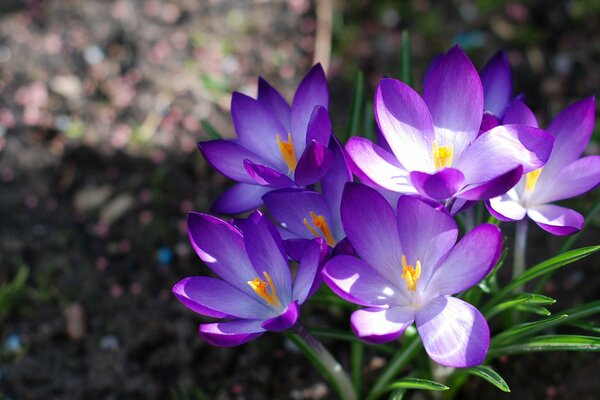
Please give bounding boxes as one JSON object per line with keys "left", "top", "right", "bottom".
{"left": 172, "top": 211, "right": 326, "bottom": 346}
{"left": 488, "top": 97, "right": 600, "bottom": 235}
{"left": 346, "top": 46, "right": 554, "bottom": 207}
{"left": 323, "top": 183, "right": 502, "bottom": 367}
{"left": 198, "top": 65, "right": 333, "bottom": 214}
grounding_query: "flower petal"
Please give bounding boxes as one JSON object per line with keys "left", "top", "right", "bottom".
{"left": 243, "top": 160, "right": 295, "bottom": 188}
{"left": 533, "top": 155, "right": 600, "bottom": 204}
{"left": 321, "top": 137, "right": 353, "bottom": 236}
{"left": 502, "top": 98, "right": 538, "bottom": 127}
{"left": 424, "top": 46, "right": 484, "bottom": 156}
{"left": 261, "top": 301, "right": 300, "bottom": 332}
{"left": 480, "top": 50, "right": 512, "bottom": 118}
{"left": 351, "top": 306, "right": 415, "bottom": 344}
{"left": 527, "top": 204, "right": 584, "bottom": 236}
{"left": 211, "top": 183, "right": 271, "bottom": 214}
{"left": 416, "top": 296, "right": 489, "bottom": 367}
{"left": 293, "top": 239, "right": 328, "bottom": 304}
{"left": 409, "top": 168, "right": 465, "bottom": 200}
{"left": 199, "top": 320, "right": 265, "bottom": 347}
{"left": 375, "top": 78, "right": 435, "bottom": 171}
{"left": 294, "top": 140, "right": 333, "bottom": 186}
{"left": 198, "top": 140, "right": 262, "bottom": 183}
{"left": 425, "top": 224, "right": 502, "bottom": 297}
{"left": 291, "top": 64, "right": 329, "bottom": 147}
{"left": 258, "top": 77, "right": 291, "bottom": 132}
{"left": 305, "top": 105, "right": 332, "bottom": 145}
{"left": 457, "top": 165, "right": 523, "bottom": 201}
{"left": 486, "top": 190, "right": 527, "bottom": 221}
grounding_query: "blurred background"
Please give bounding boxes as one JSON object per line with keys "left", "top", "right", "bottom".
{"left": 0, "top": 0, "right": 599, "bottom": 399}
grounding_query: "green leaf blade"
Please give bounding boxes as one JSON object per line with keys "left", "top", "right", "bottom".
{"left": 467, "top": 366, "right": 511, "bottom": 393}
{"left": 387, "top": 378, "right": 449, "bottom": 392}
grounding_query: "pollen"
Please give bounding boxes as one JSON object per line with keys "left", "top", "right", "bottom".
{"left": 303, "top": 211, "right": 336, "bottom": 246}
{"left": 432, "top": 141, "right": 453, "bottom": 170}
{"left": 401, "top": 255, "right": 421, "bottom": 292}
{"left": 525, "top": 168, "right": 542, "bottom": 192}
{"left": 277, "top": 133, "right": 298, "bottom": 173}
{"left": 248, "top": 271, "right": 281, "bottom": 307}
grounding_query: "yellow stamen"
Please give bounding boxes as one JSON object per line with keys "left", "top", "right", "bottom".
{"left": 525, "top": 168, "right": 543, "bottom": 192}
{"left": 303, "top": 211, "right": 337, "bottom": 247}
{"left": 247, "top": 271, "right": 281, "bottom": 307}
{"left": 277, "top": 133, "right": 298, "bottom": 173}
{"left": 432, "top": 141, "right": 453, "bottom": 170}
{"left": 401, "top": 255, "right": 422, "bottom": 292}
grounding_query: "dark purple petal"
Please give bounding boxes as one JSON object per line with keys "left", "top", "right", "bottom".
{"left": 480, "top": 50, "right": 512, "bottom": 117}
{"left": 426, "top": 224, "right": 502, "bottom": 296}
{"left": 533, "top": 155, "right": 600, "bottom": 204}
{"left": 527, "top": 205, "right": 584, "bottom": 236}
{"left": 351, "top": 306, "right": 415, "bottom": 344}
{"left": 294, "top": 140, "right": 333, "bottom": 186}
{"left": 331, "top": 237, "right": 356, "bottom": 257}
{"left": 321, "top": 137, "right": 353, "bottom": 236}
{"left": 424, "top": 46, "right": 484, "bottom": 155}
{"left": 502, "top": 98, "right": 538, "bottom": 127}
{"left": 416, "top": 296, "right": 489, "bottom": 367}
{"left": 261, "top": 301, "right": 300, "bottom": 332}
{"left": 199, "top": 320, "right": 265, "bottom": 347}
{"left": 243, "top": 160, "right": 295, "bottom": 188}
{"left": 293, "top": 239, "right": 328, "bottom": 304}
{"left": 305, "top": 105, "right": 332, "bottom": 145}
{"left": 486, "top": 192, "right": 526, "bottom": 221}
{"left": 458, "top": 165, "right": 523, "bottom": 201}
{"left": 198, "top": 140, "right": 262, "bottom": 183}
{"left": 283, "top": 238, "right": 312, "bottom": 262}
{"left": 258, "top": 77, "right": 291, "bottom": 132}
{"left": 211, "top": 183, "right": 271, "bottom": 214}
{"left": 479, "top": 112, "right": 500, "bottom": 135}
{"left": 172, "top": 276, "right": 271, "bottom": 319}
{"left": 409, "top": 168, "right": 465, "bottom": 200}
{"left": 291, "top": 64, "right": 329, "bottom": 146}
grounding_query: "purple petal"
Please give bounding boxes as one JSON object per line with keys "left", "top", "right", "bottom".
{"left": 396, "top": 196, "right": 458, "bottom": 288}
{"left": 173, "top": 276, "right": 271, "bottom": 319}
{"left": 424, "top": 46, "right": 484, "bottom": 156}
{"left": 291, "top": 64, "right": 329, "bottom": 147}
{"left": 426, "top": 224, "right": 502, "bottom": 296}
{"left": 502, "top": 98, "right": 538, "bottom": 127}
{"left": 306, "top": 105, "right": 332, "bottom": 145}
{"left": 261, "top": 301, "right": 300, "bottom": 332}
{"left": 409, "top": 168, "right": 465, "bottom": 200}
{"left": 527, "top": 205, "right": 584, "bottom": 236}
{"left": 231, "top": 92, "right": 289, "bottom": 171}
{"left": 331, "top": 237, "right": 356, "bottom": 257}
{"left": 341, "top": 183, "right": 404, "bottom": 283}
{"left": 293, "top": 239, "right": 328, "bottom": 304}
{"left": 351, "top": 306, "right": 415, "bottom": 344}
{"left": 458, "top": 165, "right": 523, "bottom": 201}
{"left": 479, "top": 112, "right": 500, "bottom": 134}
{"left": 486, "top": 191, "right": 526, "bottom": 221}
{"left": 258, "top": 77, "right": 291, "bottom": 132}
{"left": 533, "top": 155, "right": 600, "bottom": 204}
{"left": 345, "top": 137, "right": 415, "bottom": 193}
{"left": 294, "top": 140, "right": 333, "bottom": 186}
{"left": 199, "top": 140, "right": 262, "bottom": 183}
{"left": 321, "top": 137, "right": 353, "bottom": 236}
{"left": 416, "top": 296, "right": 489, "bottom": 367}
{"left": 199, "top": 320, "right": 265, "bottom": 347}
{"left": 323, "top": 255, "right": 405, "bottom": 307}
{"left": 375, "top": 78, "right": 435, "bottom": 171}
{"left": 283, "top": 238, "right": 312, "bottom": 262}
{"left": 244, "top": 160, "right": 295, "bottom": 188}
{"left": 480, "top": 50, "right": 512, "bottom": 118}
{"left": 211, "top": 183, "right": 271, "bottom": 214}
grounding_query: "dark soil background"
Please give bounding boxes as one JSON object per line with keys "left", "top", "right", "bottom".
{"left": 0, "top": 1, "right": 599, "bottom": 399}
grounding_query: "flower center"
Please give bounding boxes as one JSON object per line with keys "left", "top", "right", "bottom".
{"left": 303, "top": 211, "right": 336, "bottom": 246}
{"left": 247, "top": 271, "right": 281, "bottom": 307}
{"left": 525, "top": 168, "right": 542, "bottom": 192}
{"left": 277, "top": 133, "right": 298, "bottom": 173}
{"left": 401, "top": 255, "right": 421, "bottom": 292}
{"left": 432, "top": 141, "right": 453, "bottom": 170}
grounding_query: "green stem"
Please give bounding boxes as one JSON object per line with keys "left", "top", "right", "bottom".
{"left": 351, "top": 341, "right": 364, "bottom": 396}
{"left": 513, "top": 219, "right": 529, "bottom": 290}
{"left": 287, "top": 323, "right": 357, "bottom": 400}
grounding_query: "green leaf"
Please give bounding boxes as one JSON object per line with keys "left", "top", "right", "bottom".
{"left": 311, "top": 328, "right": 395, "bottom": 354}
{"left": 492, "top": 314, "right": 568, "bottom": 345}
{"left": 467, "top": 366, "right": 511, "bottom": 393}
{"left": 386, "top": 378, "right": 449, "bottom": 392}
{"left": 486, "top": 293, "right": 555, "bottom": 319}
{"left": 0, "top": 265, "right": 29, "bottom": 318}
{"left": 568, "top": 320, "right": 600, "bottom": 334}
{"left": 398, "top": 30, "right": 413, "bottom": 86}
{"left": 363, "top": 102, "right": 375, "bottom": 142}
{"left": 347, "top": 70, "right": 365, "bottom": 140}
{"left": 201, "top": 120, "right": 222, "bottom": 140}
{"left": 515, "top": 304, "right": 551, "bottom": 316}
{"left": 489, "top": 335, "right": 600, "bottom": 357}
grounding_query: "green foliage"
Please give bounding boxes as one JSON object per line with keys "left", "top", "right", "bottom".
{"left": 466, "top": 366, "right": 511, "bottom": 393}
{"left": 0, "top": 265, "right": 29, "bottom": 319}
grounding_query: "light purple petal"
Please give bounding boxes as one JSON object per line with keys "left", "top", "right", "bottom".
{"left": 533, "top": 155, "right": 600, "bottom": 204}
{"left": 261, "top": 301, "right": 300, "bottom": 332}
{"left": 172, "top": 276, "right": 271, "bottom": 319}
{"left": 486, "top": 191, "right": 526, "bottom": 221}
{"left": 291, "top": 64, "right": 329, "bottom": 148}
{"left": 480, "top": 50, "right": 512, "bottom": 117}
{"left": 416, "top": 296, "right": 489, "bottom": 367}
{"left": 351, "top": 306, "right": 415, "bottom": 344}
{"left": 527, "top": 205, "right": 584, "bottom": 236}
{"left": 293, "top": 239, "right": 327, "bottom": 304}
{"left": 199, "top": 320, "right": 265, "bottom": 347}
{"left": 457, "top": 165, "right": 523, "bottom": 201}
{"left": 345, "top": 137, "right": 415, "bottom": 193}
{"left": 375, "top": 78, "right": 435, "bottom": 171}
{"left": 502, "top": 98, "right": 538, "bottom": 127}
{"left": 243, "top": 160, "right": 295, "bottom": 188}
{"left": 198, "top": 140, "right": 262, "bottom": 184}
{"left": 258, "top": 77, "right": 291, "bottom": 132}
{"left": 396, "top": 196, "right": 458, "bottom": 288}
{"left": 294, "top": 140, "right": 333, "bottom": 186}
{"left": 409, "top": 168, "right": 465, "bottom": 200}
{"left": 424, "top": 46, "right": 484, "bottom": 156}
{"left": 425, "top": 224, "right": 502, "bottom": 297}
{"left": 323, "top": 255, "right": 405, "bottom": 307}
{"left": 341, "top": 183, "right": 404, "bottom": 283}
{"left": 211, "top": 183, "right": 271, "bottom": 214}
{"left": 305, "top": 105, "right": 332, "bottom": 145}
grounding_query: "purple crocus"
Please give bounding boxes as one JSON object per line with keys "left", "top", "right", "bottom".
{"left": 172, "top": 211, "right": 326, "bottom": 346}
{"left": 199, "top": 64, "right": 333, "bottom": 214}
{"left": 345, "top": 46, "right": 554, "bottom": 207}
{"left": 322, "top": 183, "right": 502, "bottom": 367}
{"left": 488, "top": 97, "right": 600, "bottom": 235}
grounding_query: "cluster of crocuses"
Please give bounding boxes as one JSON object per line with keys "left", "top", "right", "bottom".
{"left": 173, "top": 46, "right": 599, "bottom": 369}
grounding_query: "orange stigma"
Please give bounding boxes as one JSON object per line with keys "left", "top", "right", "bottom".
{"left": 401, "top": 255, "right": 421, "bottom": 292}
{"left": 247, "top": 271, "right": 281, "bottom": 307}
{"left": 303, "top": 211, "right": 336, "bottom": 246}
{"left": 277, "top": 133, "right": 298, "bottom": 173}
{"left": 525, "top": 168, "right": 542, "bottom": 192}
{"left": 432, "top": 141, "right": 453, "bottom": 170}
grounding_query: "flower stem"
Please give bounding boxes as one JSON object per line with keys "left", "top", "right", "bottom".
{"left": 513, "top": 218, "right": 529, "bottom": 288}
{"left": 287, "top": 323, "right": 356, "bottom": 400}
